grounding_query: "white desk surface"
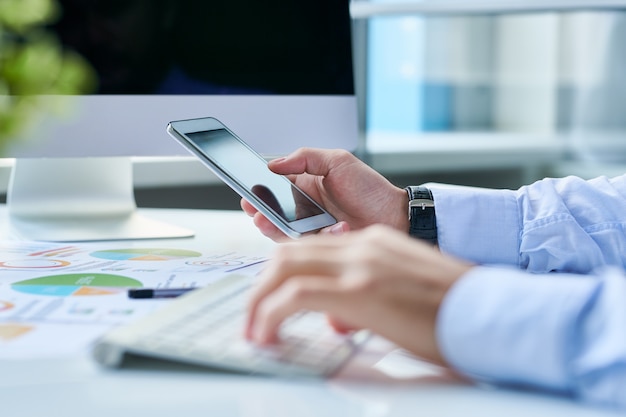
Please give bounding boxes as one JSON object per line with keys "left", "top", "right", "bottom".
{"left": 0, "top": 206, "right": 620, "bottom": 417}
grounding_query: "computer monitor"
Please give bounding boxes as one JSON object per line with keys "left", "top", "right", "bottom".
{"left": 4, "top": 0, "right": 359, "bottom": 241}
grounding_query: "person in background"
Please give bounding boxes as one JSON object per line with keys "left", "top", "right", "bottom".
{"left": 241, "top": 147, "right": 626, "bottom": 410}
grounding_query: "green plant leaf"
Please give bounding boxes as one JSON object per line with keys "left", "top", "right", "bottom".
{"left": 0, "top": 0, "right": 59, "bottom": 31}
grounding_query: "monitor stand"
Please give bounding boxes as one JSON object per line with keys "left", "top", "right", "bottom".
{"left": 6, "top": 157, "right": 195, "bottom": 242}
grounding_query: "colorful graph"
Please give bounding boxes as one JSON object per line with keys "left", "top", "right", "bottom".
{"left": 186, "top": 260, "right": 244, "bottom": 267}
{"left": 11, "top": 273, "right": 142, "bottom": 297}
{"left": 0, "top": 324, "right": 33, "bottom": 341}
{"left": 0, "top": 259, "right": 70, "bottom": 269}
{"left": 28, "top": 246, "right": 81, "bottom": 257}
{"left": 0, "top": 300, "right": 14, "bottom": 312}
{"left": 90, "top": 248, "right": 202, "bottom": 261}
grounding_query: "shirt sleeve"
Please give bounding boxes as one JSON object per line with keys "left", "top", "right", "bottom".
{"left": 430, "top": 174, "right": 626, "bottom": 274}
{"left": 429, "top": 175, "right": 626, "bottom": 408}
{"left": 437, "top": 265, "right": 626, "bottom": 409}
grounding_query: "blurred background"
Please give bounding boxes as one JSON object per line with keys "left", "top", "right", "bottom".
{"left": 3, "top": 0, "right": 626, "bottom": 209}
{"left": 349, "top": 0, "right": 626, "bottom": 196}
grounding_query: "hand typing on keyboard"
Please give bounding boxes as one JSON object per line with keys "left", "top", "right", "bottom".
{"left": 92, "top": 273, "right": 369, "bottom": 377}
{"left": 245, "top": 225, "right": 468, "bottom": 367}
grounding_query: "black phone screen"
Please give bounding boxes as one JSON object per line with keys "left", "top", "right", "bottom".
{"left": 187, "top": 129, "right": 324, "bottom": 222}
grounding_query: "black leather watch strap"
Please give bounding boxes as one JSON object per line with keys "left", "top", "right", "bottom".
{"left": 405, "top": 186, "right": 438, "bottom": 245}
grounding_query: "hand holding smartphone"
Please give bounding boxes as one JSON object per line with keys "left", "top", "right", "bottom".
{"left": 167, "top": 117, "right": 337, "bottom": 238}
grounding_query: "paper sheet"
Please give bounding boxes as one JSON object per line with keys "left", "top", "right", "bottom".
{"left": 0, "top": 240, "right": 267, "bottom": 359}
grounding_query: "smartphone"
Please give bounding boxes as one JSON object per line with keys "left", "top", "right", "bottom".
{"left": 167, "top": 117, "right": 337, "bottom": 239}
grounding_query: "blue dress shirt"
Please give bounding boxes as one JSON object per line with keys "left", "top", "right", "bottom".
{"left": 430, "top": 175, "right": 626, "bottom": 409}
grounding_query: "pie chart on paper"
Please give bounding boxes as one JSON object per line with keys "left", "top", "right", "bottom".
{"left": 11, "top": 273, "right": 142, "bottom": 297}
{"left": 89, "top": 248, "right": 202, "bottom": 261}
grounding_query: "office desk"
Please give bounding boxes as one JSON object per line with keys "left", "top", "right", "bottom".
{"left": 0, "top": 207, "right": 620, "bottom": 417}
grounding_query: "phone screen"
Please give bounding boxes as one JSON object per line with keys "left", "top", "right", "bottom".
{"left": 187, "top": 128, "right": 324, "bottom": 222}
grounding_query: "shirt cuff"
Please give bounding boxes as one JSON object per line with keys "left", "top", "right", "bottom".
{"left": 429, "top": 185, "right": 520, "bottom": 266}
{"left": 436, "top": 266, "right": 599, "bottom": 391}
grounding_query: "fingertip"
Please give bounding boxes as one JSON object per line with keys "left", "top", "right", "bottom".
{"left": 240, "top": 199, "right": 256, "bottom": 216}
{"left": 248, "top": 314, "right": 278, "bottom": 346}
{"left": 263, "top": 333, "right": 281, "bottom": 345}
{"left": 244, "top": 305, "right": 258, "bottom": 341}
{"left": 320, "top": 221, "right": 350, "bottom": 235}
{"left": 244, "top": 322, "right": 254, "bottom": 341}
{"left": 267, "top": 156, "right": 289, "bottom": 174}
{"left": 269, "top": 156, "right": 287, "bottom": 165}
{"left": 326, "top": 315, "right": 359, "bottom": 334}
{"left": 252, "top": 212, "right": 274, "bottom": 232}
{"left": 252, "top": 213, "right": 290, "bottom": 242}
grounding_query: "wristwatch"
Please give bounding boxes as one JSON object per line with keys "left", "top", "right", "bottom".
{"left": 405, "top": 186, "right": 438, "bottom": 245}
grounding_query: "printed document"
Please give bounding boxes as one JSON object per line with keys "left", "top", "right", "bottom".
{"left": 0, "top": 240, "right": 267, "bottom": 359}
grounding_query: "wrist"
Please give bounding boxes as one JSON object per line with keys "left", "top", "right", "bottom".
{"left": 391, "top": 187, "right": 411, "bottom": 232}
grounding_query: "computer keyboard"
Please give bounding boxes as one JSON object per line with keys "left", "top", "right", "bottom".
{"left": 92, "top": 273, "right": 369, "bottom": 377}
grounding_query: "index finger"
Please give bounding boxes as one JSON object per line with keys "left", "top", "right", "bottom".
{"left": 245, "top": 239, "right": 343, "bottom": 338}
{"left": 268, "top": 148, "right": 355, "bottom": 177}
